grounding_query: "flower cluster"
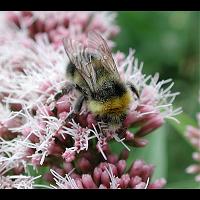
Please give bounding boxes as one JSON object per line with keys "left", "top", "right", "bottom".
{"left": 0, "top": 11, "right": 181, "bottom": 189}
{"left": 49, "top": 149, "right": 166, "bottom": 189}
{"left": 5, "top": 11, "right": 119, "bottom": 48}
{"left": 185, "top": 92, "right": 200, "bottom": 182}
{"left": 0, "top": 175, "right": 41, "bottom": 189}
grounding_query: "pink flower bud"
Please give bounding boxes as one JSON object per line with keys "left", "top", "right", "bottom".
{"left": 76, "top": 113, "right": 88, "bottom": 127}
{"left": 117, "top": 160, "right": 127, "bottom": 176}
{"left": 35, "top": 19, "right": 44, "bottom": 32}
{"left": 135, "top": 115, "right": 164, "bottom": 137}
{"left": 13, "top": 165, "right": 24, "bottom": 175}
{"left": 140, "top": 164, "right": 154, "bottom": 182}
{"left": 58, "top": 111, "right": 68, "bottom": 120}
{"left": 186, "top": 164, "right": 200, "bottom": 174}
{"left": 21, "top": 11, "right": 32, "bottom": 17}
{"left": 82, "top": 174, "right": 97, "bottom": 189}
{"left": 108, "top": 164, "right": 118, "bottom": 177}
{"left": 36, "top": 105, "right": 54, "bottom": 116}
{"left": 195, "top": 175, "right": 200, "bottom": 182}
{"left": 148, "top": 178, "right": 166, "bottom": 189}
{"left": 129, "top": 160, "right": 144, "bottom": 177}
{"left": 129, "top": 176, "right": 142, "bottom": 188}
{"left": 31, "top": 155, "right": 42, "bottom": 166}
{"left": 44, "top": 18, "right": 57, "bottom": 32}
{"left": 119, "top": 149, "right": 129, "bottom": 160}
{"left": 81, "top": 151, "right": 93, "bottom": 161}
{"left": 43, "top": 172, "right": 54, "bottom": 183}
{"left": 62, "top": 150, "right": 75, "bottom": 162}
{"left": 134, "top": 182, "right": 146, "bottom": 189}
{"left": 93, "top": 167, "right": 102, "bottom": 186}
{"left": 9, "top": 103, "right": 22, "bottom": 111}
{"left": 119, "top": 174, "right": 130, "bottom": 189}
{"left": 75, "top": 179, "right": 84, "bottom": 189}
{"left": 77, "top": 157, "right": 91, "bottom": 173}
{"left": 51, "top": 34, "right": 62, "bottom": 43}
{"left": 22, "top": 127, "right": 39, "bottom": 143}
{"left": 109, "top": 27, "right": 120, "bottom": 38}
{"left": 38, "top": 81, "right": 53, "bottom": 93}
{"left": 99, "top": 162, "right": 107, "bottom": 170}
{"left": 99, "top": 184, "right": 107, "bottom": 189}
{"left": 86, "top": 113, "right": 96, "bottom": 128}
{"left": 3, "top": 117, "right": 21, "bottom": 129}
{"left": 56, "top": 26, "right": 68, "bottom": 36}
{"left": 125, "top": 131, "right": 134, "bottom": 141}
{"left": 70, "top": 172, "right": 81, "bottom": 180}
{"left": 51, "top": 167, "right": 66, "bottom": 177}
{"left": 62, "top": 16, "right": 69, "bottom": 27}
{"left": 130, "top": 137, "right": 149, "bottom": 147}
{"left": 6, "top": 12, "right": 20, "bottom": 27}
{"left": 0, "top": 125, "right": 11, "bottom": 139}
{"left": 63, "top": 162, "right": 73, "bottom": 174}
{"left": 186, "top": 126, "right": 200, "bottom": 138}
{"left": 49, "top": 30, "right": 57, "bottom": 42}
{"left": 192, "top": 152, "right": 200, "bottom": 161}
{"left": 107, "top": 154, "right": 118, "bottom": 164}
{"left": 48, "top": 141, "right": 64, "bottom": 155}
{"left": 25, "top": 147, "right": 35, "bottom": 157}
{"left": 123, "top": 112, "right": 138, "bottom": 127}
{"left": 28, "top": 22, "right": 36, "bottom": 38}
{"left": 56, "top": 95, "right": 71, "bottom": 114}
{"left": 100, "top": 170, "right": 110, "bottom": 188}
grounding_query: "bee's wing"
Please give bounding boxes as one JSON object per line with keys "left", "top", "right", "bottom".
{"left": 63, "top": 37, "right": 97, "bottom": 92}
{"left": 87, "top": 31, "right": 120, "bottom": 79}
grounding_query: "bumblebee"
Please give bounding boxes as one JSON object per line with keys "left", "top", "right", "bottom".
{"left": 52, "top": 31, "right": 139, "bottom": 129}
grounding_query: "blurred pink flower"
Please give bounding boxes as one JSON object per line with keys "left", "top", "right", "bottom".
{"left": 185, "top": 92, "right": 200, "bottom": 182}
{"left": 5, "top": 11, "right": 119, "bottom": 49}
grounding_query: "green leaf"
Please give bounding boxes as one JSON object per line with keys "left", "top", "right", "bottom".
{"left": 128, "top": 126, "right": 168, "bottom": 181}
{"left": 26, "top": 165, "right": 50, "bottom": 186}
{"left": 167, "top": 112, "right": 198, "bottom": 150}
{"left": 166, "top": 179, "right": 200, "bottom": 189}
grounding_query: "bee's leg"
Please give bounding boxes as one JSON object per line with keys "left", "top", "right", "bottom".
{"left": 63, "top": 95, "right": 85, "bottom": 123}
{"left": 48, "top": 83, "right": 75, "bottom": 112}
{"left": 126, "top": 82, "right": 140, "bottom": 99}
{"left": 54, "top": 83, "right": 75, "bottom": 101}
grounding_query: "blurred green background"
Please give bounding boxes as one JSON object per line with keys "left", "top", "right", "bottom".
{"left": 112, "top": 11, "right": 200, "bottom": 189}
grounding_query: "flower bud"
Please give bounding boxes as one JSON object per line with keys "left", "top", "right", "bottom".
{"left": 82, "top": 174, "right": 97, "bottom": 189}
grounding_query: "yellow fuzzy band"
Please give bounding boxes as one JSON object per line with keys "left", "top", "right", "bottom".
{"left": 88, "top": 91, "right": 132, "bottom": 115}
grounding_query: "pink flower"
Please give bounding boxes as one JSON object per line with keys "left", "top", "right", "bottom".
{"left": 50, "top": 151, "right": 166, "bottom": 189}
{"left": 5, "top": 11, "right": 119, "bottom": 48}
{"left": 185, "top": 91, "right": 200, "bottom": 182}
{"left": 0, "top": 175, "right": 42, "bottom": 189}
{"left": 0, "top": 12, "right": 182, "bottom": 189}
{"left": 0, "top": 36, "right": 181, "bottom": 184}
